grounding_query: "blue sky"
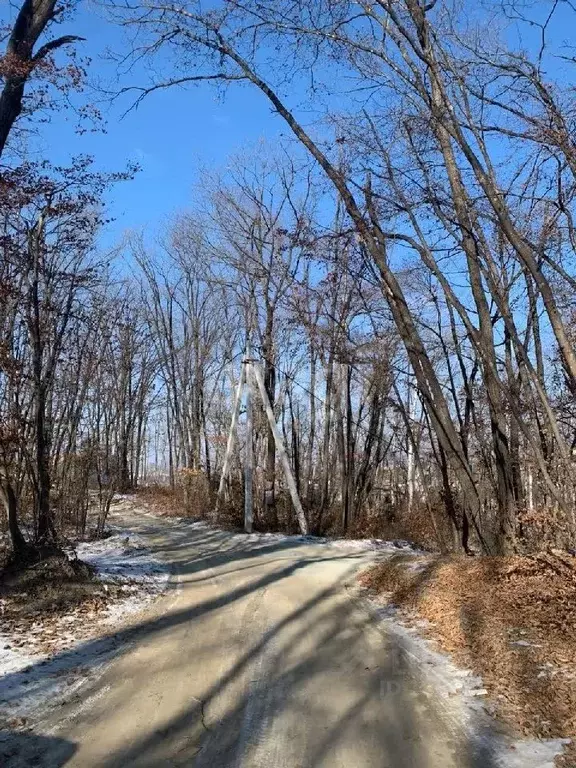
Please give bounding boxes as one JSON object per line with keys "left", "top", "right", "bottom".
{"left": 3, "top": 0, "right": 574, "bottom": 252}
{"left": 2, "top": 1, "right": 286, "bottom": 248}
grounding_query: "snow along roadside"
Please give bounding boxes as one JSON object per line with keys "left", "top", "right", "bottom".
{"left": 0, "top": 529, "right": 172, "bottom": 725}
{"left": 353, "top": 588, "right": 571, "bottom": 768}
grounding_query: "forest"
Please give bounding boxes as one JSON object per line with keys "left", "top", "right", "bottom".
{"left": 2, "top": 0, "right": 576, "bottom": 562}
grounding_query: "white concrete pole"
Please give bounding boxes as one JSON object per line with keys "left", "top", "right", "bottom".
{"left": 251, "top": 362, "right": 308, "bottom": 535}
{"left": 244, "top": 360, "right": 254, "bottom": 533}
{"left": 215, "top": 362, "right": 246, "bottom": 518}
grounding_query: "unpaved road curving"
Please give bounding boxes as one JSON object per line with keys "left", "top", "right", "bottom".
{"left": 1, "top": 507, "right": 517, "bottom": 767}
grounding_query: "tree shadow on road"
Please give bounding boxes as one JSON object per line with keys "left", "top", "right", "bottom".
{"left": 1, "top": 524, "right": 505, "bottom": 767}
{"left": 95, "top": 586, "right": 500, "bottom": 768}
{"left": 0, "top": 730, "right": 76, "bottom": 767}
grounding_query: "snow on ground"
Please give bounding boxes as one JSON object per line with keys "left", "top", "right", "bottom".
{"left": 0, "top": 630, "right": 120, "bottom": 727}
{"left": 238, "top": 530, "right": 423, "bottom": 553}
{"left": 75, "top": 529, "right": 171, "bottom": 595}
{"left": 2, "top": 503, "right": 569, "bottom": 766}
{"left": 163, "top": 512, "right": 423, "bottom": 554}
{"left": 0, "top": 644, "right": 38, "bottom": 683}
{"left": 0, "top": 528, "right": 172, "bottom": 726}
{"left": 76, "top": 529, "right": 172, "bottom": 625}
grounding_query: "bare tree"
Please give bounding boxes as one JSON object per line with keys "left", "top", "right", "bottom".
{"left": 0, "top": 0, "right": 84, "bottom": 159}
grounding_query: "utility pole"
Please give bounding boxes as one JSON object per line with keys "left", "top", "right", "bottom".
{"left": 215, "top": 363, "right": 246, "bottom": 519}
{"left": 215, "top": 348, "right": 307, "bottom": 536}
{"left": 251, "top": 362, "right": 308, "bottom": 535}
{"left": 244, "top": 347, "right": 254, "bottom": 533}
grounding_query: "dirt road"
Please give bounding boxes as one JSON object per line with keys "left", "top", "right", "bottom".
{"left": 2, "top": 509, "right": 513, "bottom": 767}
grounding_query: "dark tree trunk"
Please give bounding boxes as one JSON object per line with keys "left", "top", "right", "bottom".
{"left": 318, "top": 349, "right": 335, "bottom": 530}
{"left": 30, "top": 227, "right": 54, "bottom": 544}
{"left": 35, "top": 384, "right": 53, "bottom": 542}
{"left": 0, "top": 0, "right": 82, "bottom": 159}
{"left": 2, "top": 481, "right": 30, "bottom": 559}
{"left": 262, "top": 314, "right": 277, "bottom": 526}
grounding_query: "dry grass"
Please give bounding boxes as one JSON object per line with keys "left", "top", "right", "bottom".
{"left": 359, "top": 551, "right": 576, "bottom": 766}
{"left": 135, "top": 484, "right": 185, "bottom": 517}
{"left": 136, "top": 472, "right": 214, "bottom": 520}
{"left": 134, "top": 482, "right": 301, "bottom": 533}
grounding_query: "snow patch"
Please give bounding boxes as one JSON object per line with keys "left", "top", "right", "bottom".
{"left": 510, "top": 639, "right": 542, "bottom": 649}
{"left": 75, "top": 530, "right": 170, "bottom": 592}
{"left": 0, "top": 642, "right": 38, "bottom": 679}
{"left": 328, "top": 537, "right": 421, "bottom": 552}
{"left": 170, "top": 514, "right": 424, "bottom": 555}
{"left": 0, "top": 528, "right": 171, "bottom": 726}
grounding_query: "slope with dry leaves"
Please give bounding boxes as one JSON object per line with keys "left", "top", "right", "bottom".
{"left": 359, "top": 551, "right": 576, "bottom": 766}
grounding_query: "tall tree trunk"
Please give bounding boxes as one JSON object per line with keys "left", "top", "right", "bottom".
{"left": 306, "top": 347, "right": 316, "bottom": 507}
{"left": 287, "top": 386, "right": 301, "bottom": 495}
{"left": 344, "top": 363, "right": 354, "bottom": 530}
{"left": 335, "top": 363, "right": 349, "bottom": 531}
{"left": 1, "top": 479, "right": 30, "bottom": 558}
{"left": 428, "top": 80, "right": 517, "bottom": 554}
{"left": 318, "top": 348, "right": 335, "bottom": 529}
{"left": 262, "top": 312, "right": 277, "bottom": 526}
{"left": 167, "top": 399, "right": 175, "bottom": 489}
{"left": 201, "top": 386, "right": 211, "bottom": 484}
{"left": 30, "top": 222, "right": 53, "bottom": 544}
{"left": 35, "top": 381, "right": 52, "bottom": 542}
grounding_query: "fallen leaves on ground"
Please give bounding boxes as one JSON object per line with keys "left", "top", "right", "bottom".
{"left": 1, "top": 551, "right": 138, "bottom": 657}
{"left": 359, "top": 551, "right": 576, "bottom": 766}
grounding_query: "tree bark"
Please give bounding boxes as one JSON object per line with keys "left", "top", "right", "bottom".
{"left": 0, "top": 0, "right": 83, "bottom": 158}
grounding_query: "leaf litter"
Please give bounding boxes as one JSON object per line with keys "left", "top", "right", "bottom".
{"left": 359, "top": 550, "right": 576, "bottom": 766}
